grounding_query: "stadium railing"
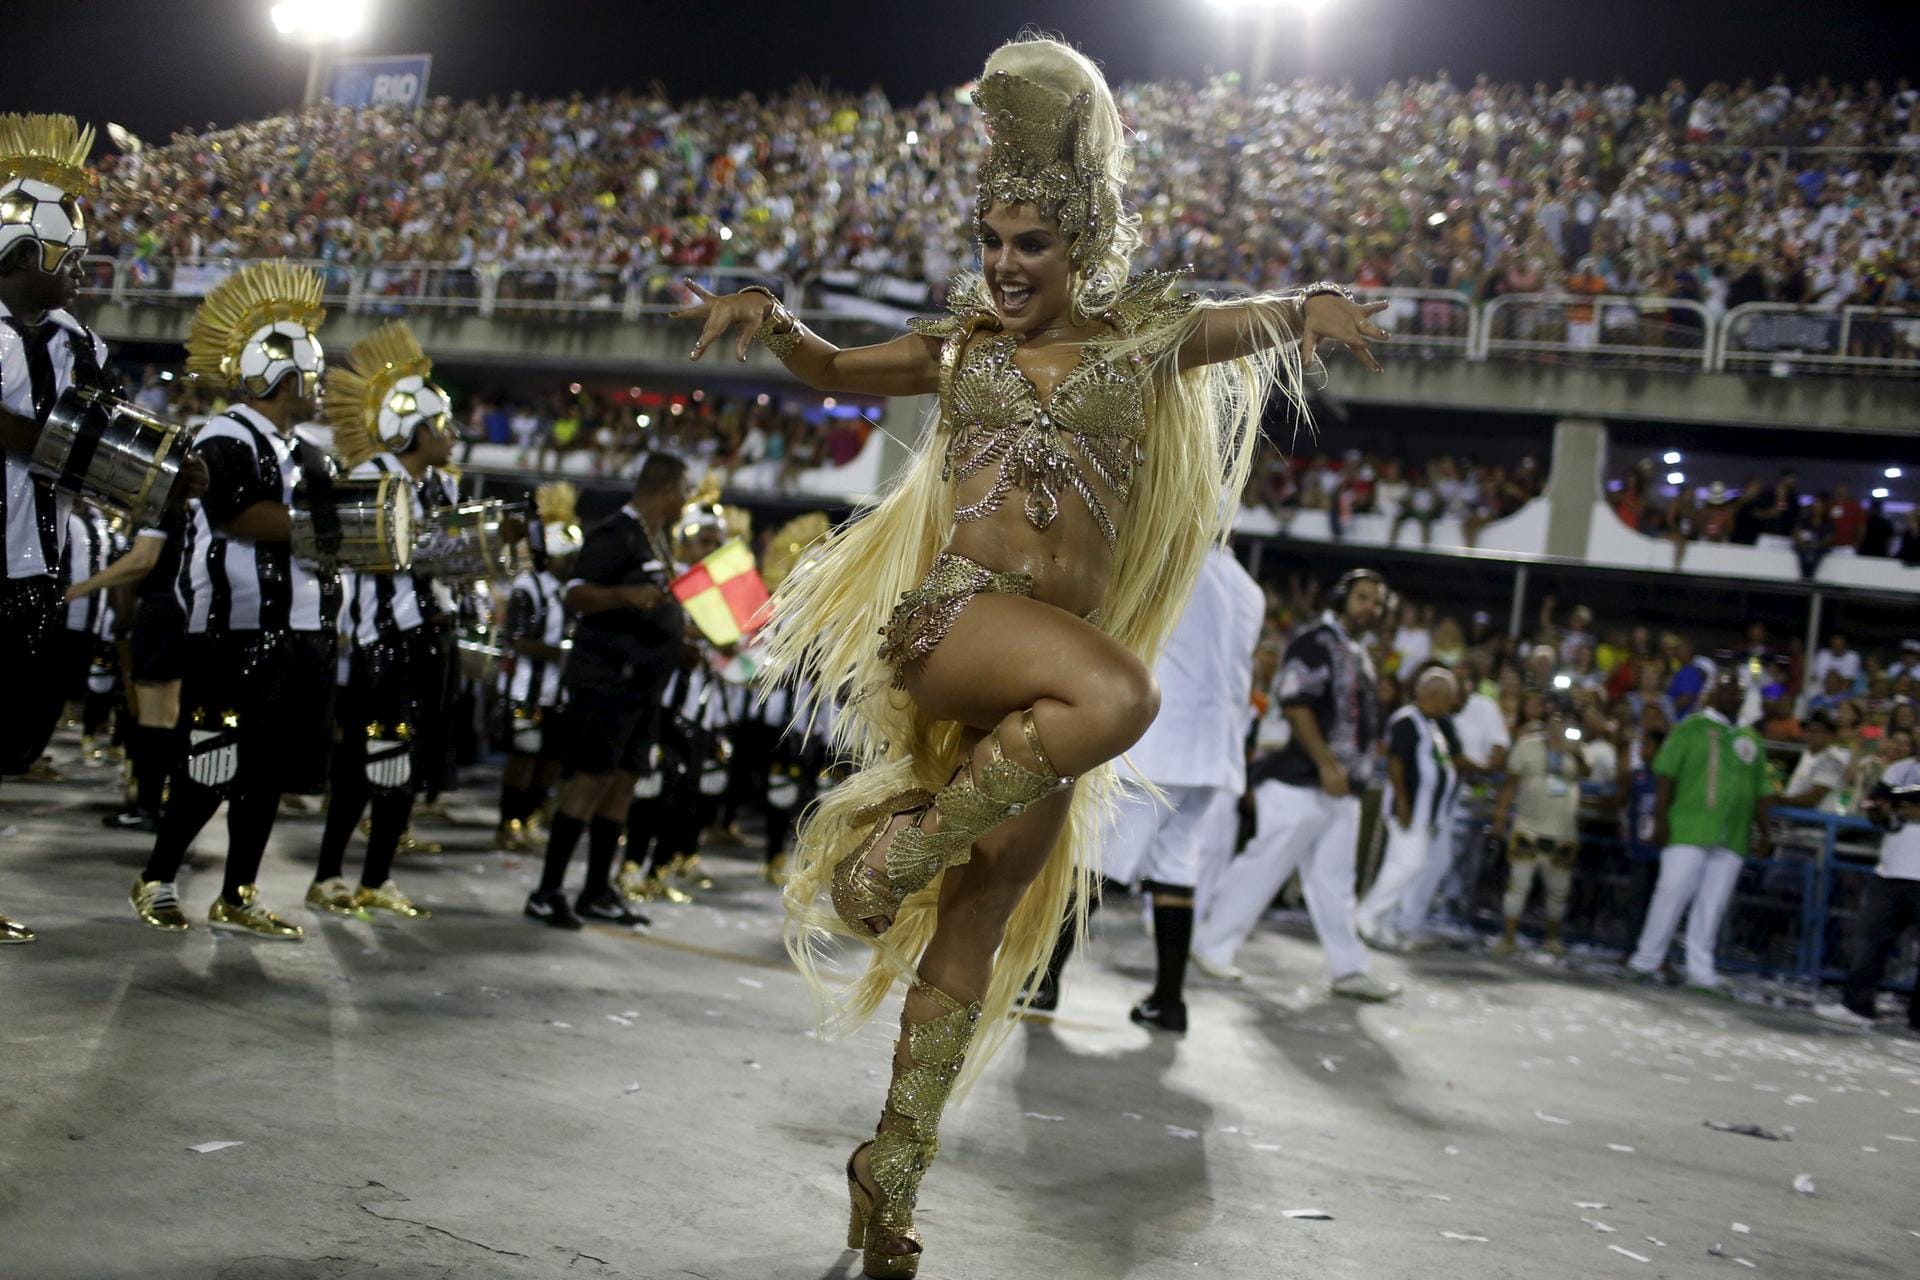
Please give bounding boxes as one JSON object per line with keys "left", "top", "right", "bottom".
{"left": 78, "top": 256, "right": 1920, "bottom": 381}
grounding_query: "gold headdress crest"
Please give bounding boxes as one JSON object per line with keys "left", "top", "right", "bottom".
{"left": 0, "top": 114, "right": 95, "bottom": 194}
{"left": 534, "top": 481, "right": 580, "bottom": 528}
{"left": 760, "top": 511, "right": 830, "bottom": 591}
{"left": 323, "top": 321, "right": 433, "bottom": 469}
{"left": 972, "top": 72, "right": 1119, "bottom": 271}
{"left": 184, "top": 260, "right": 327, "bottom": 390}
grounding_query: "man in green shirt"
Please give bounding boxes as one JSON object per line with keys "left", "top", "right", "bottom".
{"left": 1626, "top": 670, "right": 1773, "bottom": 992}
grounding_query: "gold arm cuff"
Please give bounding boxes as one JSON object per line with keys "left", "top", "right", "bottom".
{"left": 739, "top": 285, "right": 804, "bottom": 358}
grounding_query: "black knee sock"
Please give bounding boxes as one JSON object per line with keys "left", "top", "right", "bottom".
{"left": 499, "top": 780, "right": 529, "bottom": 824}
{"left": 143, "top": 778, "right": 222, "bottom": 883}
{"left": 316, "top": 745, "right": 369, "bottom": 883}
{"left": 581, "top": 817, "right": 624, "bottom": 901}
{"left": 83, "top": 689, "right": 114, "bottom": 737}
{"left": 132, "top": 724, "right": 179, "bottom": 817}
{"left": 539, "top": 812, "right": 586, "bottom": 894}
{"left": 1148, "top": 889, "right": 1196, "bottom": 1005}
{"left": 221, "top": 785, "right": 283, "bottom": 905}
{"left": 361, "top": 789, "right": 415, "bottom": 888}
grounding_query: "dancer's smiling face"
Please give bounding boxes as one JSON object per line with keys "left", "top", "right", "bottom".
{"left": 979, "top": 204, "right": 1072, "bottom": 337}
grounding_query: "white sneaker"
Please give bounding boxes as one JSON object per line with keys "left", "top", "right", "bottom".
{"left": 1189, "top": 952, "right": 1246, "bottom": 983}
{"left": 1330, "top": 972, "right": 1402, "bottom": 1002}
{"left": 1811, "top": 1001, "right": 1875, "bottom": 1031}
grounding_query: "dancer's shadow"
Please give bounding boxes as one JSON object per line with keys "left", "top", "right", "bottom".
{"left": 1000, "top": 1018, "right": 1215, "bottom": 1277}
{"left": 1240, "top": 986, "right": 1450, "bottom": 1134}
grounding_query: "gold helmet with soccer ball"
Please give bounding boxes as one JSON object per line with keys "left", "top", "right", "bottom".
{"left": 0, "top": 113, "right": 94, "bottom": 276}
{"left": 322, "top": 320, "right": 453, "bottom": 469}
{"left": 184, "top": 260, "right": 328, "bottom": 401}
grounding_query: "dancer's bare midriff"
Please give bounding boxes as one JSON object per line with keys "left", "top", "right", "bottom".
{"left": 943, "top": 459, "right": 1118, "bottom": 622}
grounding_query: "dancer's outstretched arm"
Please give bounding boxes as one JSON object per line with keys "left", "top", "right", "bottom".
{"left": 1176, "top": 291, "right": 1392, "bottom": 373}
{"left": 672, "top": 280, "right": 942, "bottom": 398}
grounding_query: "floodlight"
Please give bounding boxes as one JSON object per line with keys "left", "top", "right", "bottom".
{"left": 1666, "top": 472, "right": 1684, "bottom": 485}
{"left": 1662, "top": 451, "right": 1681, "bottom": 465}
{"left": 270, "top": 0, "right": 370, "bottom": 40}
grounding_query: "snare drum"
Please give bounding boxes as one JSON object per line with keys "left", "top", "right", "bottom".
{"left": 291, "top": 473, "right": 413, "bottom": 571}
{"left": 411, "top": 500, "right": 527, "bottom": 583}
{"left": 31, "top": 386, "right": 190, "bottom": 524}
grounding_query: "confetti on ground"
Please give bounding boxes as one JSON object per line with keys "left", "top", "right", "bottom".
{"left": 736, "top": 977, "right": 765, "bottom": 989}
{"left": 1885, "top": 1134, "right": 1918, "bottom": 1142}
{"left": 1732, "top": 1223, "right": 1752, "bottom": 1235}
{"left": 1283, "top": 1209, "right": 1333, "bottom": 1220}
{"left": 1609, "top": 1246, "right": 1650, "bottom": 1263}
{"left": 1582, "top": 1218, "right": 1617, "bottom": 1233}
{"left": 1535, "top": 1111, "right": 1572, "bottom": 1125}
{"left": 1444, "top": 1145, "right": 1462, "bottom": 1155}
{"left": 1646, "top": 1238, "right": 1666, "bottom": 1248}
{"left": 548, "top": 1021, "right": 571, "bottom": 1029}
{"left": 1165, "top": 1125, "right": 1199, "bottom": 1140}
{"left": 604, "top": 1015, "right": 633, "bottom": 1027}
{"left": 187, "top": 1141, "right": 242, "bottom": 1154}
{"left": 1251, "top": 1143, "right": 1284, "bottom": 1152}
{"left": 1439, "top": 1232, "right": 1488, "bottom": 1242}
{"left": 1428, "top": 1194, "right": 1453, "bottom": 1202}
{"left": 1734, "top": 1260, "right": 1757, "bottom": 1270}
{"left": 1705, "top": 1121, "right": 1786, "bottom": 1141}
{"left": 623, "top": 1082, "right": 641, "bottom": 1094}
{"left": 1575, "top": 1202, "right": 1609, "bottom": 1209}
{"left": 1022, "top": 1113, "right": 1063, "bottom": 1122}
{"left": 1607, "top": 1144, "right": 1636, "bottom": 1153}
{"left": 1793, "top": 1174, "right": 1817, "bottom": 1196}
{"left": 1320, "top": 1056, "right": 1340, "bottom": 1073}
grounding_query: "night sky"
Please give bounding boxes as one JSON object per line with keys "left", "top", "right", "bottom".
{"left": 4, "top": 0, "right": 1917, "bottom": 144}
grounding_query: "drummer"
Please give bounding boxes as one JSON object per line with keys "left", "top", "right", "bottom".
{"left": 129, "top": 261, "right": 338, "bottom": 940}
{"left": 307, "top": 322, "right": 458, "bottom": 921}
{"left": 0, "top": 113, "right": 204, "bottom": 944}
{"left": 495, "top": 482, "right": 582, "bottom": 854}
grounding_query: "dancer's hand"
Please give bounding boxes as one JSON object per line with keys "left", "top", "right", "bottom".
{"left": 671, "top": 279, "right": 775, "bottom": 363}
{"left": 1319, "top": 759, "right": 1351, "bottom": 798}
{"left": 1302, "top": 294, "right": 1390, "bottom": 373}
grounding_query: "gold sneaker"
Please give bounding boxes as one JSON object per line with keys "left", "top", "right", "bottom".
{"left": 305, "top": 877, "right": 359, "bottom": 916}
{"left": 670, "top": 853, "right": 715, "bottom": 891}
{"left": 0, "top": 912, "right": 35, "bottom": 944}
{"left": 615, "top": 858, "right": 653, "bottom": 902}
{"left": 398, "top": 828, "right": 443, "bottom": 855}
{"left": 26, "top": 758, "right": 64, "bottom": 783}
{"left": 208, "top": 890, "right": 303, "bottom": 941}
{"left": 495, "top": 819, "right": 530, "bottom": 852}
{"left": 129, "top": 878, "right": 191, "bottom": 931}
{"left": 353, "top": 880, "right": 430, "bottom": 919}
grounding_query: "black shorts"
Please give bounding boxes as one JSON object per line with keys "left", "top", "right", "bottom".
{"left": 182, "top": 629, "right": 337, "bottom": 795}
{"left": 130, "top": 596, "right": 188, "bottom": 684}
{"left": 0, "top": 576, "right": 66, "bottom": 772}
{"left": 559, "top": 678, "right": 664, "bottom": 776}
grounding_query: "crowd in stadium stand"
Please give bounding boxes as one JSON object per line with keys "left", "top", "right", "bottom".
{"left": 86, "top": 74, "right": 1920, "bottom": 329}
{"left": 1248, "top": 441, "right": 1546, "bottom": 547}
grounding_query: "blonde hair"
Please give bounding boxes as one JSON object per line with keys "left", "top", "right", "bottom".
{"left": 977, "top": 34, "right": 1140, "bottom": 319}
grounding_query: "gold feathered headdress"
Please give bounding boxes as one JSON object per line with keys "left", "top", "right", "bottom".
{"left": 184, "top": 261, "right": 327, "bottom": 395}
{"left": 972, "top": 72, "right": 1118, "bottom": 271}
{"left": 534, "top": 481, "right": 583, "bottom": 558}
{"left": 759, "top": 511, "right": 830, "bottom": 591}
{"left": 323, "top": 321, "right": 434, "bottom": 469}
{"left": 0, "top": 114, "right": 94, "bottom": 194}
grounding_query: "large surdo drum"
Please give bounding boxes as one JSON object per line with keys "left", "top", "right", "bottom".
{"left": 411, "top": 500, "right": 526, "bottom": 583}
{"left": 30, "top": 386, "right": 191, "bottom": 524}
{"left": 291, "top": 472, "right": 413, "bottom": 571}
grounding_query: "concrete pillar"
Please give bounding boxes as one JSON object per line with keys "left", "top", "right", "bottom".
{"left": 1545, "top": 416, "right": 1607, "bottom": 561}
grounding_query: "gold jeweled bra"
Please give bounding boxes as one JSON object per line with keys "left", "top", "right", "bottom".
{"left": 908, "top": 271, "right": 1198, "bottom": 548}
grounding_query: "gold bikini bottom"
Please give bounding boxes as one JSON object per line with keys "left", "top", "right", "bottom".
{"left": 878, "top": 552, "right": 1101, "bottom": 689}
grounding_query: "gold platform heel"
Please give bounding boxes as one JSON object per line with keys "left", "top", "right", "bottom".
{"left": 830, "top": 711, "right": 1065, "bottom": 937}
{"left": 845, "top": 979, "right": 982, "bottom": 1279}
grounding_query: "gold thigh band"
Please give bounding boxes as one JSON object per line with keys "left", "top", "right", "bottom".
{"left": 879, "top": 552, "right": 1034, "bottom": 688}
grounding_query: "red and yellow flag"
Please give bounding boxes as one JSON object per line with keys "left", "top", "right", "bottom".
{"left": 671, "top": 538, "right": 769, "bottom": 647}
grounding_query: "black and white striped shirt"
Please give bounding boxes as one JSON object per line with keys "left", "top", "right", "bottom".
{"left": 503, "top": 567, "right": 568, "bottom": 707}
{"left": 0, "top": 299, "right": 109, "bottom": 581}
{"left": 59, "top": 506, "right": 115, "bottom": 632}
{"left": 339, "top": 454, "right": 458, "bottom": 647}
{"left": 179, "top": 404, "right": 340, "bottom": 634}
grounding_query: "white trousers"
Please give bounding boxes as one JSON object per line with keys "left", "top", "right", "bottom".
{"left": 1355, "top": 820, "right": 1433, "bottom": 940}
{"left": 1193, "top": 780, "right": 1368, "bottom": 981}
{"left": 1395, "top": 807, "right": 1462, "bottom": 933}
{"left": 1100, "top": 783, "right": 1239, "bottom": 892}
{"left": 1627, "top": 844, "right": 1743, "bottom": 985}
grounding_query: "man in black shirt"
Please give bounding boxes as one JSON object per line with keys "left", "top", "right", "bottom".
{"left": 525, "top": 453, "right": 692, "bottom": 929}
{"left": 1193, "top": 568, "right": 1401, "bottom": 1001}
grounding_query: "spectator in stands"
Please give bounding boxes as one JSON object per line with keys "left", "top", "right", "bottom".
{"left": 1858, "top": 496, "right": 1896, "bottom": 558}
{"left": 1831, "top": 482, "right": 1867, "bottom": 549}
{"left": 1757, "top": 469, "right": 1802, "bottom": 537}
{"left": 1812, "top": 633, "right": 1863, "bottom": 691}
{"left": 1666, "top": 635, "right": 1711, "bottom": 716}
{"left": 1728, "top": 477, "right": 1768, "bottom": 546}
{"left": 1780, "top": 711, "right": 1849, "bottom": 812}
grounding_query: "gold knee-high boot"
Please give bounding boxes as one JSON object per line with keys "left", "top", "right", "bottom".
{"left": 845, "top": 978, "right": 981, "bottom": 1278}
{"left": 832, "top": 710, "right": 1063, "bottom": 937}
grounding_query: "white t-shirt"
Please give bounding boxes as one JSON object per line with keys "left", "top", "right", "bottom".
{"left": 1393, "top": 625, "right": 1432, "bottom": 674}
{"left": 1811, "top": 648, "right": 1862, "bottom": 688}
{"left": 1452, "top": 692, "right": 1512, "bottom": 770}
{"left": 1876, "top": 758, "right": 1920, "bottom": 881}
{"left": 1784, "top": 745, "right": 1849, "bottom": 812}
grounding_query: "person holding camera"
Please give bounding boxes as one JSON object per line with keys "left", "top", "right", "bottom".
{"left": 1814, "top": 755, "right": 1920, "bottom": 1031}
{"left": 1624, "top": 670, "right": 1772, "bottom": 992}
{"left": 1488, "top": 697, "right": 1590, "bottom": 958}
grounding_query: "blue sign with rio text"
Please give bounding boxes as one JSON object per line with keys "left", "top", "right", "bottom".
{"left": 325, "top": 54, "right": 433, "bottom": 111}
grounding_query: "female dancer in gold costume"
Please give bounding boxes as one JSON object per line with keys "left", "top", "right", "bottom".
{"left": 674, "top": 36, "right": 1387, "bottom": 1277}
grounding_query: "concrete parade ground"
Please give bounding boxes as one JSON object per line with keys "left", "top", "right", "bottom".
{"left": 3, "top": 729, "right": 1918, "bottom": 1280}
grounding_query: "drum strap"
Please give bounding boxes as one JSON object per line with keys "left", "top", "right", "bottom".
{"left": 293, "top": 440, "right": 343, "bottom": 556}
